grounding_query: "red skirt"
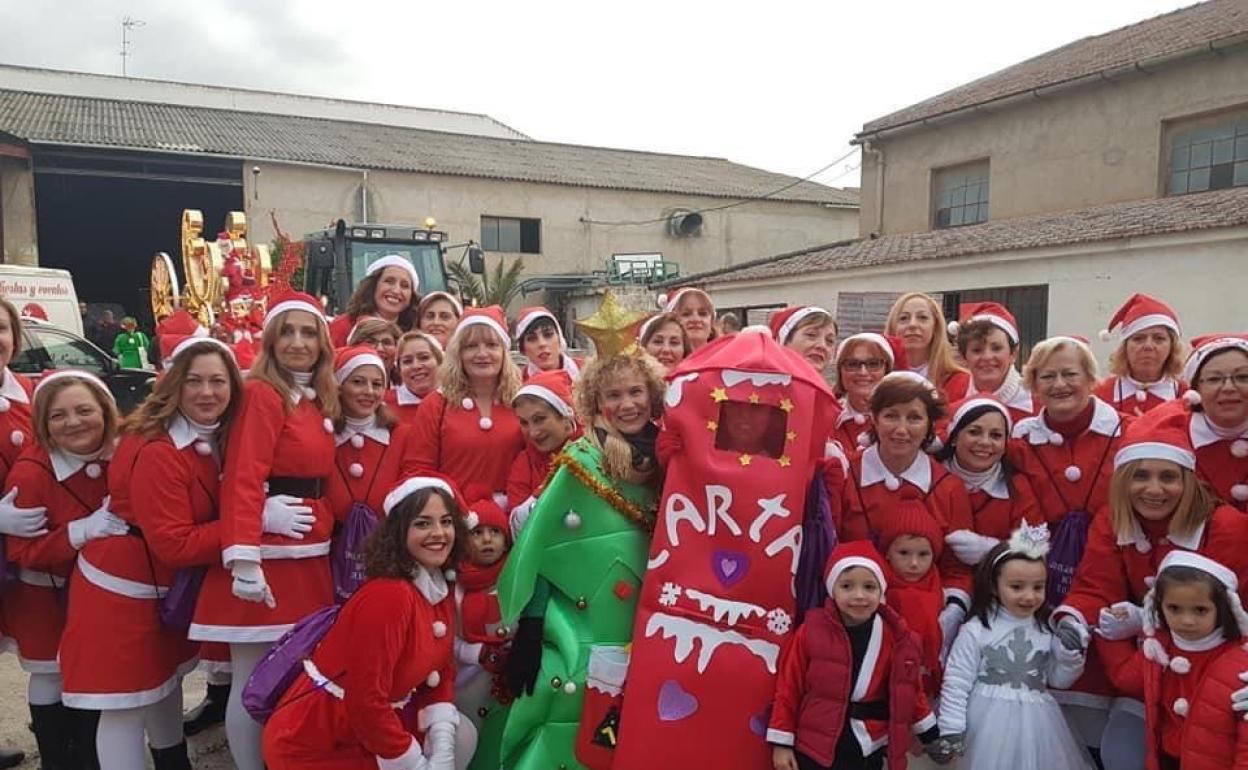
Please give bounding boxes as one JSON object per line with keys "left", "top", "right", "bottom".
{"left": 0, "top": 577, "right": 66, "bottom": 672}
{"left": 197, "top": 642, "right": 232, "bottom": 675}
{"left": 59, "top": 566, "right": 198, "bottom": 709}
{"left": 189, "top": 556, "right": 333, "bottom": 643}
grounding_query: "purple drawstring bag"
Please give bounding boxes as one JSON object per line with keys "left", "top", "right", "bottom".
{"left": 1045, "top": 509, "right": 1091, "bottom": 607}
{"left": 795, "top": 472, "right": 837, "bottom": 625}
{"left": 242, "top": 604, "right": 340, "bottom": 723}
{"left": 0, "top": 536, "right": 14, "bottom": 589}
{"left": 158, "top": 567, "right": 205, "bottom": 630}
{"left": 331, "top": 502, "right": 381, "bottom": 604}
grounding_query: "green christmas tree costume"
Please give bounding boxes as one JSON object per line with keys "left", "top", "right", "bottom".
{"left": 496, "top": 437, "right": 655, "bottom": 770}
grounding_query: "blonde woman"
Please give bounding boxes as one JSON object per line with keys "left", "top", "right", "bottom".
{"left": 384, "top": 330, "right": 443, "bottom": 423}
{"left": 886, "top": 291, "right": 969, "bottom": 404}
{"left": 1094, "top": 293, "right": 1187, "bottom": 416}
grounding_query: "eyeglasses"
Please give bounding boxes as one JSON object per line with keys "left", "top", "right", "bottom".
{"left": 1199, "top": 372, "right": 1248, "bottom": 389}
{"left": 842, "top": 358, "right": 887, "bottom": 373}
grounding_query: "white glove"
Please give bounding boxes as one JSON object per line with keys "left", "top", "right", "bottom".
{"left": 510, "top": 497, "right": 536, "bottom": 539}
{"left": 1232, "top": 670, "right": 1248, "bottom": 716}
{"left": 1053, "top": 615, "right": 1090, "bottom": 652}
{"left": 1097, "top": 602, "right": 1144, "bottom": 641}
{"left": 0, "top": 487, "right": 48, "bottom": 537}
{"left": 261, "top": 494, "right": 314, "bottom": 540}
{"left": 67, "top": 497, "right": 128, "bottom": 550}
{"left": 938, "top": 603, "right": 966, "bottom": 662}
{"left": 1051, "top": 632, "right": 1086, "bottom": 666}
{"left": 423, "top": 721, "right": 457, "bottom": 770}
{"left": 944, "top": 529, "right": 1000, "bottom": 566}
{"left": 230, "top": 560, "right": 276, "bottom": 608}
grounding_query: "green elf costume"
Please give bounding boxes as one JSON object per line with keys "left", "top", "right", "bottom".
{"left": 112, "top": 317, "right": 151, "bottom": 369}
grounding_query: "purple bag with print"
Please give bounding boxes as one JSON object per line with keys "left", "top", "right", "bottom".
{"left": 331, "top": 502, "right": 381, "bottom": 604}
{"left": 242, "top": 604, "right": 340, "bottom": 723}
{"left": 796, "top": 472, "right": 837, "bottom": 625}
{"left": 158, "top": 567, "right": 205, "bottom": 630}
{"left": 1045, "top": 509, "right": 1091, "bottom": 607}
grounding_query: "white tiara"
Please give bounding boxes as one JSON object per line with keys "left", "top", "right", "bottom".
{"left": 992, "top": 522, "right": 1051, "bottom": 565}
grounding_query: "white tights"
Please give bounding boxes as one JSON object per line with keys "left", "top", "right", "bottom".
{"left": 226, "top": 642, "right": 271, "bottom": 770}
{"left": 96, "top": 684, "right": 184, "bottom": 770}
{"left": 27, "top": 672, "right": 63, "bottom": 706}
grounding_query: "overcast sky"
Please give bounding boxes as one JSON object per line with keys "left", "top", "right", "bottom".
{"left": 0, "top": 0, "right": 1195, "bottom": 187}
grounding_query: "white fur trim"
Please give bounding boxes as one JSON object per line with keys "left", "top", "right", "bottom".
{"left": 663, "top": 287, "right": 713, "bottom": 314}
{"left": 1114, "top": 442, "right": 1196, "bottom": 470}
{"left": 366, "top": 254, "right": 420, "bottom": 292}
{"left": 33, "top": 369, "right": 115, "bottom": 403}
{"left": 1120, "top": 313, "right": 1180, "bottom": 340}
{"left": 825, "top": 556, "right": 887, "bottom": 596}
{"left": 765, "top": 729, "right": 795, "bottom": 746}
{"left": 335, "top": 352, "right": 386, "bottom": 384}
{"left": 170, "top": 336, "right": 236, "bottom": 364}
{"left": 513, "top": 383, "right": 573, "bottom": 417}
{"left": 967, "top": 313, "right": 1018, "bottom": 343}
{"left": 777, "top": 306, "right": 830, "bottom": 345}
{"left": 452, "top": 315, "right": 510, "bottom": 345}
{"left": 950, "top": 397, "right": 1014, "bottom": 435}
{"left": 1183, "top": 338, "right": 1248, "bottom": 384}
{"left": 263, "top": 299, "right": 325, "bottom": 331}
{"left": 419, "top": 291, "right": 463, "bottom": 316}
{"left": 514, "top": 309, "right": 560, "bottom": 341}
{"left": 836, "top": 332, "right": 894, "bottom": 365}
{"left": 384, "top": 476, "right": 455, "bottom": 516}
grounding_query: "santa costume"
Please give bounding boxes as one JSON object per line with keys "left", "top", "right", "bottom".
{"left": 327, "top": 254, "right": 420, "bottom": 347}
{"left": 0, "top": 365, "right": 33, "bottom": 479}
{"left": 768, "top": 541, "right": 938, "bottom": 770}
{"left": 948, "top": 302, "right": 1036, "bottom": 421}
{"left": 1167, "top": 334, "right": 1248, "bottom": 511}
{"left": 154, "top": 309, "right": 207, "bottom": 367}
{"left": 513, "top": 306, "right": 581, "bottom": 381}
{"left": 878, "top": 500, "right": 947, "bottom": 698}
{"left": 384, "top": 331, "right": 443, "bottom": 425}
{"left": 406, "top": 306, "right": 524, "bottom": 494}
{"left": 1094, "top": 294, "right": 1187, "bottom": 417}
{"left": 505, "top": 369, "right": 579, "bottom": 534}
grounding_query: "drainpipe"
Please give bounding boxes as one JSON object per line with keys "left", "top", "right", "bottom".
{"left": 360, "top": 169, "right": 370, "bottom": 223}
{"left": 862, "top": 140, "right": 885, "bottom": 236}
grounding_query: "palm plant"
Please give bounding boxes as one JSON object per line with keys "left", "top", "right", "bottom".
{"left": 447, "top": 255, "right": 525, "bottom": 309}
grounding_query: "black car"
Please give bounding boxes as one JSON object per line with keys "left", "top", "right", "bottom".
{"left": 12, "top": 319, "right": 155, "bottom": 413}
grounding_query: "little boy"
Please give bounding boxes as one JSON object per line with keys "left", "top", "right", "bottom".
{"left": 879, "top": 500, "right": 947, "bottom": 697}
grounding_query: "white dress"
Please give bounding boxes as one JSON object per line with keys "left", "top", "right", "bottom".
{"left": 938, "top": 608, "right": 1093, "bottom": 770}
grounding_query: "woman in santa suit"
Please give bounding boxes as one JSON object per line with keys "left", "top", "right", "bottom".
{"left": 1052, "top": 416, "right": 1248, "bottom": 770}
{"left": 328, "top": 255, "right": 420, "bottom": 347}
{"left": 948, "top": 302, "right": 1036, "bottom": 421}
{"left": 838, "top": 371, "right": 975, "bottom": 642}
{"left": 3, "top": 370, "right": 126, "bottom": 769}
{"left": 385, "top": 331, "right": 443, "bottom": 425}
{"left": 831, "top": 332, "right": 900, "bottom": 453}
{"left": 417, "top": 291, "right": 463, "bottom": 350}
{"left": 885, "top": 292, "right": 970, "bottom": 405}
{"left": 514, "top": 306, "right": 581, "bottom": 380}
{"left": 505, "top": 369, "right": 579, "bottom": 534}
{"left": 58, "top": 338, "right": 243, "bottom": 770}
{"left": 1168, "top": 334, "right": 1248, "bottom": 511}
{"left": 407, "top": 306, "right": 524, "bottom": 496}
{"left": 1094, "top": 293, "right": 1187, "bottom": 417}
{"left": 263, "top": 475, "right": 476, "bottom": 769}
{"left": 189, "top": 290, "right": 338, "bottom": 770}
{"left": 769, "top": 305, "right": 839, "bottom": 376}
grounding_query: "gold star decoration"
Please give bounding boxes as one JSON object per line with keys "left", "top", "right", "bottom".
{"left": 573, "top": 291, "right": 651, "bottom": 359}
{"left": 739, "top": 454, "right": 753, "bottom": 467}
{"left": 710, "top": 388, "right": 728, "bottom": 403}
{"left": 785, "top": 430, "right": 797, "bottom": 443}
{"left": 778, "top": 455, "right": 792, "bottom": 468}
{"left": 779, "top": 398, "right": 794, "bottom": 413}
{"left": 706, "top": 420, "right": 718, "bottom": 432}
{"left": 748, "top": 393, "right": 760, "bottom": 404}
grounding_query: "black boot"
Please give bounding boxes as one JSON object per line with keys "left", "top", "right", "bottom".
{"left": 67, "top": 707, "right": 101, "bottom": 770}
{"left": 0, "top": 747, "right": 24, "bottom": 770}
{"left": 150, "top": 741, "right": 193, "bottom": 770}
{"left": 29, "top": 703, "right": 72, "bottom": 770}
{"left": 183, "top": 682, "right": 229, "bottom": 737}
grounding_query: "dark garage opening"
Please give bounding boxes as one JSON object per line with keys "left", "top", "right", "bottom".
{"left": 33, "top": 148, "right": 242, "bottom": 331}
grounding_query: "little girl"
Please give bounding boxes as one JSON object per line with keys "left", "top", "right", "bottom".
{"left": 1111, "top": 550, "right": 1248, "bottom": 770}
{"left": 879, "top": 500, "right": 946, "bottom": 697}
{"left": 934, "top": 524, "right": 1092, "bottom": 769}
{"left": 769, "top": 541, "right": 939, "bottom": 770}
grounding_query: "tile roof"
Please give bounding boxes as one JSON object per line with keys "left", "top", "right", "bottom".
{"left": 861, "top": 0, "right": 1248, "bottom": 136}
{"left": 0, "top": 89, "right": 858, "bottom": 207}
{"left": 673, "top": 187, "right": 1248, "bottom": 287}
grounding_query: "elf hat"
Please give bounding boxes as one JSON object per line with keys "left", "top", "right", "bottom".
{"left": 878, "top": 499, "right": 944, "bottom": 561}
{"left": 365, "top": 255, "right": 420, "bottom": 294}
{"left": 333, "top": 345, "right": 387, "bottom": 385}
{"left": 1181, "top": 333, "right": 1248, "bottom": 387}
{"left": 1113, "top": 411, "right": 1196, "bottom": 471}
{"left": 1100, "top": 293, "right": 1180, "bottom": 343}
{"left": 948, "top": 301, "right": 1019, "bottom": 344}
{"left": 659, "top": 287, "right": 714, "bottom": 314}
{"left": 1140, "top": 550, "right": 1248, "bottom": 675}
{"left": 264, "top": 291, "right": 326, "bottom": 332}
{"left": 835, "top": 332, "right": 907, "bottom": 371}
{"left": 417, "top": 291, "right": 464, "bottom": 317}
{"left": 513, "top": 369, "right": 575, "bottom": 418}
{"left": 513, "top": 306, "right": 566, "bottom": 346}
{"left": 450, "top": 305, "right": 509, "bottom": 347}
{"left": 824, "top": 541, "right": 889, "bottom": 599}
{"left": 462, "top": 484, "right": 509, "bottom": 535}
{"left": 769, "top": 306, "right": 834, "bottom": 345}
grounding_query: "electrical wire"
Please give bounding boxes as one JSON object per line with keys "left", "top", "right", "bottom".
{"left": 579, "top": 146, "right": 861, "bottom": 226}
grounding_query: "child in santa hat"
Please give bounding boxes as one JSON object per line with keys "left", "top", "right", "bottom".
{"left": 514, "top": 307, "right": 581, "bottom": 380}
{"left": 878, "top": 500, "right": 948, "bottom": 697}
{"left": 506, "top": 369, "right": 579, "bottom": 535}
{"left": 769, "top": 541, "right": 940, "bottom": 770}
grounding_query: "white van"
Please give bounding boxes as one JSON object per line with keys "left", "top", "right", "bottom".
{"left": 0, "top": 264, "right": 82, "bottom": 336}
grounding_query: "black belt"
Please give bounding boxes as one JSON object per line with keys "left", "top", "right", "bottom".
{"left": 849, "top": 700, "right": 889, "bottom": 721}
{"left": 267, "top": 476, "right": 323, "bottom": 499}
{"left": 127, "top": 525, "right": 145, "bottom": 539}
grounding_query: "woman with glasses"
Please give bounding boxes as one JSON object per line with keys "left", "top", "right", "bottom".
{"left": 1093, "top": 294, "right": 1187, "bottom": 417}
{"left": 831, "top": 333, "right": 898, "bottom": 451}
{"left": 1169, "top": 334, "right": 1248, "bottom": 511}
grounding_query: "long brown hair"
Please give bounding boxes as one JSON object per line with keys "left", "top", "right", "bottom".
{"left": 363, "top": 487, "right": 467, "bottom": 578}
{"left": 886, "top": 292, "right": 966, "bottom": 386}
{"left": 124, "top": 342, "right": 244, "bottom": 445}
{"left": 344, "top": 270, "right": 418, "bottom": 331}
{"left": 33, "top": 376, "right": 119, "bottom": 452}
{"left": 1108, "top": 460, "right": 1216, "bottom": 544}
{"left": 574, "top": 353, "right": 666, "bottom": 483}
{"left": 248, "top": 310, "right": 340, "bottom": 420}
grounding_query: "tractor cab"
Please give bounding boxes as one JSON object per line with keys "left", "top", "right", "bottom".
{"left": 304, "top": 219, "right": 451, "bottom": 314}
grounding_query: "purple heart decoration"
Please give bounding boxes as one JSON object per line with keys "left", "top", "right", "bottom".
{"left": 712, "top": 549, "right": 749, "bottom": 588}
{"left": 657, "top": 679, "right": 698, "bottom": 722}
{"left": 749, "top": 704, "right": 773, "bottom": 737}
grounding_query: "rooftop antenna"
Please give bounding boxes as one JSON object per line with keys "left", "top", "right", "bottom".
{"left": 120, "top": 16, "right": 145, "bottom": 76}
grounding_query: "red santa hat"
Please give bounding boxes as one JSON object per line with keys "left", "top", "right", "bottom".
{"left": 450, "top": 305, "right": 510, "bottom": 347}
{"left": 156, "top": 309, "right": 209, "bottom": 357}
{"left": 1113, "top": 412, "right": 1196, "bottom": 471}
{"left": 834, "top": 332, "right": 907, "bottom": 371}
{"left": 948, "top": 301, "right": 1018, "bottom": 344}
{"left": 35, "top": 369, "right": 115, "bottom": 404}
{"left": 461, "top": 484, "right": 509, "bottom": 535}
{"left": 170, "top": 336, "right": 237, "bottom": 365}
{"left": 365, "top": 254, "right": 420, "bottom": 293}
{"left": 263, "top": 291, "right": 326, "bottom": 332}
{"left": 417, "top": 291, "right": 464, "bottom": 317}
{"left": 1181, "top": 333, "right": 1248, "bottom": 388}
{"left": 1140, "top": 550, "right": 1248, "bottom": 677}
{"left": 769, "top": 306, "right": 834, "bottom": 345}
{"left": 878, "top": 499, "right": 944, "bottom": 561}
{"left": 1099, "top": 293, "right": 1180, "bottom": 343}
{"left": 513, "top": 306, "right": 566, "bottom": 345}
{"left": 383, "top": 473, "right": 463, "bottom": 516}
{"left": 333, "top": 344, "right": 387, "bottom": 385}
{"left": 513, "top": 369, "right": 575, "bottom": 418}
{"left": 823, "top": 541, "right": 889, "bottom": 598}
{"left": 946, "top": 396, "right": 1014, "bottom": 439}
{"left": 658, "top": 287, "right": 714, "bottom": 314}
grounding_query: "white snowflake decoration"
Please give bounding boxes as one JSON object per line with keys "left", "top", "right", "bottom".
{"left": 766, "top": 608, "right": 792, "bottom": 636}
{"left": 659, "top": 582, "right": 683, "bottom": 607}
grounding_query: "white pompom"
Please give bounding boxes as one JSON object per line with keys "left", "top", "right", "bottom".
{"left": 1173, "top": 697, "right": 1189, "bottom": 717}
{"left": 0, "top": 398, "right": 11, "bottom": 413}
{"left": 1169, "top": 656, "right": 1192, "bottom": 675}
{"left": 947, "top": 321, "right": 960, "bottom": 337}
{"left": 302, "top": 386, "right": 317, "bottom": 400}
{"left": 461, "top": 397, "right": 475, "bottom": 410}
{"left": 1134, "top": 538, "right": 1152, "bottom": 554}
{"left": 1232, "top": 484, "right": 1248, "bottom": 502}
{"left": 464, "top": 512, "right": 479, "bottom": 530}
{"left": 322, "top": 418, "right": 334, "bottom": 433}
{"left": 853, "top": 414, "right": 866, "bottom": 425}
{"left": 1231, "top": 439, "right": 1248, "bottom": 458}
{"left": 563, "top": 512, "right": 582, "bottom": 530}
{"left": 1098, "top": 329, "right": 1113, "bottom": 342}
{"left": 1184, "top": 390, "right": 1202, "bottom": 406}
{"left": 348, "top": 462, "right": 364, "bottom": 478}
{"left": 655, "top": 292, "right": 669, "bottom": 309}
{"left": 1135, "top": 390, "right": 1148, "bottom": 403}
{"left": 194, "top": 441, "right": 213, "bottom": 456}
{"left": 9, "top": 430, "right": 23, "bottom": 447}
{"left": 1142, "top": 637, "right": 1167, "bottom": 664}
{"left": 1064, "top": 465, "right": 1082, "bottom": 482}
{"left": 443, "top": 568, "right": 457, "bottom": 582}
{"left": 426, "top": 670, "right": 441, "bottom": 688}
{"left": 856, "top": 432, "right": 871, "bottom": 448}
{"left": 1049, "top": 433, "right": 1065, "bottom": 446}
{"left": 884, "top": 477, "right": 901, "bottom": 492}
{"left": 479, "top": 417, "right": 493, "bottom": 431}
{"left": 350, "top": 434, "right": 365, "bottom": 449}
{"left": 431, "top": 620, "right": 447, "bottom": 638}
{"left": 563, "top": 680, "right": 577, "bottom": 694}
{"left": 85, "top": 463, "right": 102, "bottom": 479}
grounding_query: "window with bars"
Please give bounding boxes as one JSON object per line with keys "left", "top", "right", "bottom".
{"left": 481, "top": 216, "right": 541, "bottom": 253}
{"left": 1167, "top": 111, "right": 1248, "bottom": 196}
{"left": 933, "top": 160, "right": 989, "bottom": 229}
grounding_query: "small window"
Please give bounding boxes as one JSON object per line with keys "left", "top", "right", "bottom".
{"left": 714, "top": 401, "right": 787, "bottom": 459}
{"left": 1166, "top": 110, "right": 1248, "bottom": 196}
{"left": 933, "top": 161, "right": 990, "bottom": 228}
{"left": 481, "top": 216, "right": 541, "bottom": 254}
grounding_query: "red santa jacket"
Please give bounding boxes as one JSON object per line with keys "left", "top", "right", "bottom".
{"left": 262, "top": 572, "right": 457, "bottom": 770}
{"left": 1094, "top": 376, "right": 1186, "bottom": 418}
{"left": 327, "top": 420, "right": 417, "bottom": 522}
{"left": 405, "top": 390, "right": 524, "bottom": 494}
{"left": 382, "top": 386, "right": 426, "bottom": 426}
{"left": 0, "top": 369, "right": 33, "bottom": 478}
{"left": 832, "top": 402, "right": 871, "bottom": 454}
{"left": 6, "top": 446, "right": 110, "bottom": 578}
{"left": 1181, "top": 643, "right": 1248, "bottom": 770}
{"left": 840, "top": 446, "right": 975, "bottom": 602}
{"left": 1186, "top": 409, "right": 1248, "bottom": 512}
{"left": 962, "top": 470, "right": 1044, "bottom": 541}
{"left": 768, "top": 602, "right": 935, "bottom": 769}
{"left": 327, "top": 313, "right": 355, "bottom": 349}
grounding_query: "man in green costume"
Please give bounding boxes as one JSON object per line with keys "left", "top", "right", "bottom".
{"left": 112, "top": 316, "right": 152, "bottom": 369}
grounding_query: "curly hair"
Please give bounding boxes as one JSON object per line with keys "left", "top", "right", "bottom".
{"left": 362, "top": 487, "right": 468, "bottom": 579}
{"left": 344, "top": 270, "right": 418, "bottom": 332}
{"left": 573, "top": 352, "right": 666, "bottom": 482}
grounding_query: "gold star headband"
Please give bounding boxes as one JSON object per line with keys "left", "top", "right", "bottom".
{"left": 574, "top": 291, "right": 651, "bottom": 359}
